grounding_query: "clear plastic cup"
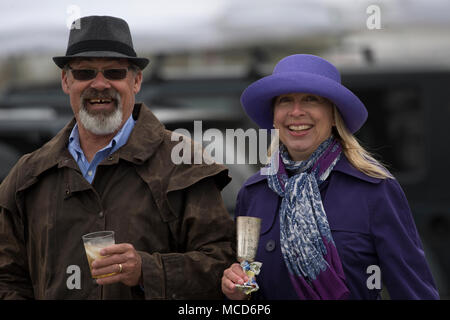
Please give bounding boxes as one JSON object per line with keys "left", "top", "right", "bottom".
{"left": 82, "top": 231, "right": 115, "bottom": 279}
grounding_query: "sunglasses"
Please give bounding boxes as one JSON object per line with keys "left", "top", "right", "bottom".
{"left": 68, "top": 66, "right": 131, "bottom": 81}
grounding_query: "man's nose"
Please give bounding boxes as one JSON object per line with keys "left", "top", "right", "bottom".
{"left": 90, "top": 71, "right": 111, "bottom": 90}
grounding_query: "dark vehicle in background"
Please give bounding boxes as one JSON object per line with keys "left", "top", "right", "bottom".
{"left": 0, "top": 69, "right": 449, "bottom": 298}
{"left": 344, "top": 69, "right": 450, "bottom": 298}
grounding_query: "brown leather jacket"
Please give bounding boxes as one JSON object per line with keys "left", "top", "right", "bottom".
{"left": 0, "top": 104, "right": 235, "bottom": 299}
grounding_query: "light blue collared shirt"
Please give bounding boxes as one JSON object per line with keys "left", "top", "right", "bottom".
{"left": 68, "top": 115, "right": 136, "bottom": 184}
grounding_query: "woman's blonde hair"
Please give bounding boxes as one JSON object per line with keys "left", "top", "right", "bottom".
{"left": 332, "top": 106, "right": 393, "bottom": 179}
{"left": 267, "top": 104, "right": 393, "bottom": 180}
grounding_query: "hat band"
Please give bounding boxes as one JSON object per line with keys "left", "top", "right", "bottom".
{"left": 66, "top": 40, "right": 137, "bottom": 57}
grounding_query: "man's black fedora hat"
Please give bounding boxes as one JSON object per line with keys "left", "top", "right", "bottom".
{"left": 53, "top": 15, "right": 149, "bottom": 70}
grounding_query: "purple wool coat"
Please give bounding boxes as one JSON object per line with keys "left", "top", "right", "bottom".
{"left": 235, "top": 156, "right": 439, "bottom": 300}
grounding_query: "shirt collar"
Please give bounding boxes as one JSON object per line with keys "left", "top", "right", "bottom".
{"left": 68, "top": 114, "right": 135, "bottom": 159}
{"left": 68, "top": 123, "right": 82, "bottom": 161}
{"left": 110, "top": 114, "right": 135, "bottom": 154}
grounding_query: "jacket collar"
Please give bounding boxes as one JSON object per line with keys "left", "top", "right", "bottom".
{"left": 244, "top": 155, "right": 381, "bottom": 188}
{"left": 332, "top": 156, "right": 381, "bottom": 184}
{"left": 114, "top": 103, "right": 165, "bottom": 164}
{"left": 24, "top": 103, "right": 164, "bottom": 179}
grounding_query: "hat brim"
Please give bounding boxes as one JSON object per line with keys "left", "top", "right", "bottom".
{"left": 240, "top": 72, "right": 367, "bottom": 133}
{"left": 53, "top": 51, "right": 149, "bottom": 70}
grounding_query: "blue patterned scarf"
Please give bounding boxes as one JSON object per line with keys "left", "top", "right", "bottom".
{"left": 267, "top": 136, "right": 349, "bottom": 299}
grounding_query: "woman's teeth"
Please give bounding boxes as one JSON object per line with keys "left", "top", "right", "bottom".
{"left": 289, "top": 124, "right": 312, "bottom": 131}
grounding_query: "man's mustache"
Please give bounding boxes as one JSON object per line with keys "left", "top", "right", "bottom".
{"left": 81, "top": 88, "right": 119, "bottom": 101}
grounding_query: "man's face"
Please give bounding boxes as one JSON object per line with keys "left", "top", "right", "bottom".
{"left": 61, "top": 58, "right": 143, "bottom": 136}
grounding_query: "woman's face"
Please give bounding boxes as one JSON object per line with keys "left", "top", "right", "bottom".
{"left": 273, "top": 93, "right": 335, "bottom": 161}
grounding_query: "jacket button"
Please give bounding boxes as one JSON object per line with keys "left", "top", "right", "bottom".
{"left": 265, "top": 240, "right": 276, "bottom": 252}
{"left": 98, "top": 211, "right": 104, "bottom": 218}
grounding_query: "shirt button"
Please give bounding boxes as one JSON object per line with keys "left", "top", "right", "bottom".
{"left": 98, "top": 211, "right": 104, "bottom": 218}
{"left": 88, "top": 170, "right": 93, "bottom": 176}
{"left": 265, "top": 240, "right": 276, "bottom": 252}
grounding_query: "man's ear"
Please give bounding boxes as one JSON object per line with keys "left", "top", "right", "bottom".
{"left": 61, "top": 69, "right": 70, "bottom": 94}
{"left": 133, "top": 70, "right": 143, "bottom": 94}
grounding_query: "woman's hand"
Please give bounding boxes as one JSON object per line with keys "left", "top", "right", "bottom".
{"left": 221, "top": 263, "right": 250, "bottom": 300}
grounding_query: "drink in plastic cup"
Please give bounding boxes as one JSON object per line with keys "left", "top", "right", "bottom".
{"left": 82, "top": 231, "right": 115, "bottom": 279}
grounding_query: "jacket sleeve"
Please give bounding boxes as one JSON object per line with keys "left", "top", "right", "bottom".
{"left": 370, "top": 178, "right": 439, "bottom": 299}
{"left": 137, "top": 176, "right": 236, "bottom": 299}
{"left": 0, "top": 163, "right": 35, "bottom": 299}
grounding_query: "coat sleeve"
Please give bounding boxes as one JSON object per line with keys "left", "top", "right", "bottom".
{"left": 0, "top": 162, "right": 34, "bottom": 299}
{"left": 370, "top": 178, "right": 439, "bottom": 299}
{"left": 137, "top": 176, "right": 236, "bottom": 299}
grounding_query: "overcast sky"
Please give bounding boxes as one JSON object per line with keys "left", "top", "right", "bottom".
{"left": 0, "top": 0, "right": 449, "bottom": 61}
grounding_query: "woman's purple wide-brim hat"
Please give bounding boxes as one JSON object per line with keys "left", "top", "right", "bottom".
{"left": 240, "top": 54, "right": 367, "bottom": 133}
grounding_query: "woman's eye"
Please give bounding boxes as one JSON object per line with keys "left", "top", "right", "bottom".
{"left": 304, "top": 95, "right": 319, "bottom": 102}
{"left": 277, "top": 96, "right": 292, "bottom": 104}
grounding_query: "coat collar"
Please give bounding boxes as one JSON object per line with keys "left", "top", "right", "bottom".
{"left": 20, "top": 103, "right": 165, "bottom": 181}
{"left": 332, "top": 156, "right": 381, "bottom": 184}
{"left": 244, "top": 155, "right": 381, "bottom": 188}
